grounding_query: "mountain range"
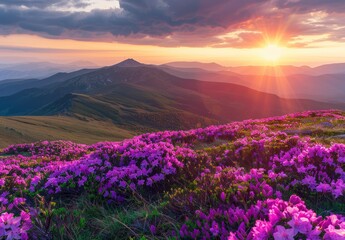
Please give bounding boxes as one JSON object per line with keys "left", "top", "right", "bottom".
{"left": 0, "top": 58, "right": 344, "bottom": 146}
{"left": 162, "top": 62, "right": 345, "bottom": 102}
{"left": 0, "top": 61, "right": 97, "bottom": 81}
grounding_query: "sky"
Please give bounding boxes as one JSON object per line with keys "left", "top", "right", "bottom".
{"left": 0, "top": 0, "right": 345, "bottom": 66}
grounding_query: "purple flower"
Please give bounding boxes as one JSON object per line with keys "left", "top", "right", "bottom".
{"left": 273, "top": 225, "right": 295, "bottom": 240}
{"left": 149, "top": 225, "right": 156, "bottom": 234}
{"left": 210, "top": 221, "right": 219, "bottom": 236}
{"left": 220, "top": 192, "right": 226, "bottom": 202}
{"left": 316, "top": 183, "right": 332, "bottom": 193}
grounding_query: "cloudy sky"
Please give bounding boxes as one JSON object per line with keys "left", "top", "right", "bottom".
{"left": 0, "top": 0, "right": 344, "bottom": 66}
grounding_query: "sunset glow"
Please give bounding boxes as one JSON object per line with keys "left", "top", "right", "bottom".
{"left": 261, "top": 44, "right": 284, "bottom": 64}
{"left": 0, "top": 1, "right": 344, "bottom": 66}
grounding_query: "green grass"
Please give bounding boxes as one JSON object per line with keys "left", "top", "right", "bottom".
{"left": 49, "top": 192, "right": 178, "bottom": 240}
{"left": 0, "top": 116, "right": 134, "bottom": 148}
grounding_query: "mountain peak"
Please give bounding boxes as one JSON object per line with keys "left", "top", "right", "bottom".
{"left": 115, "top": 58, "right": 143, "bottom": 67}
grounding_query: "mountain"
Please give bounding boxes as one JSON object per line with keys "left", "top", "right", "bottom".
{"left": 0, "top": 59, "right": 343, "bottom": 135}
{"left": 115, "top": 58, "right": 144, "bottom": 67}
{"left": 164, "top": 61, "right": 345, "bottom": 76}
{"left": 0, "top": 69, "right": 95, "bottom": 97}
{"left": 0, "top": 61, "right": 98, "bottom": 81}
{"left": 313, "top": 63, "right": 345, "bottom": 75}
{"left": 164, "top": 61, "right": 227, "bottom": 72}
{"left": 160, "top": 63, "right": 345, "bottom": 103}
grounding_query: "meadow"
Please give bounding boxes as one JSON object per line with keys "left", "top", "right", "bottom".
{"left": 0, "top": 110, "right": 344, "bottom": 239}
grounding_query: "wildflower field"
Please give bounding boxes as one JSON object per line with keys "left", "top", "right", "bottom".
{"left": 1, "top": 110, "right": 345, "bottom": 239}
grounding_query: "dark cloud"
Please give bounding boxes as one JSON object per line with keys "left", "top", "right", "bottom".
{"left": 0, "top": 0, "right": 344, "bottom": 47}
{"left": 275, "top": 0, "right": 345, "bottom": 14}
{"left": 0, "top": 45, "right": 116, "bottom": 53}
{"left": 0, "top": 0, "right": 88, "bottom": 9}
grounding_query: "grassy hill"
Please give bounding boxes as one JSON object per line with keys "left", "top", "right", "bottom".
{"left": 1, "top": 59, "right": 345, "bottom": 149}
{"left": 0, "top": 116, "right": 133, "bottom": 148}
{"left": 1, "top": 60, "right": 343, "bottom": 130}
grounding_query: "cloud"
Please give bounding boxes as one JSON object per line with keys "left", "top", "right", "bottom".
{"left": 0, "top": 0, "right": 88, "bottom": 9}
{"left": 0, "top": 0, "right": 344, "bottom": 47}
{"left": 0, "top": 45, "right": 117, "bottom": 53}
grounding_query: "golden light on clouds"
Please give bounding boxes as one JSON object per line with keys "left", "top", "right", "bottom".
{"left": 1, "top": 34, "right": 345, "bottom": 66}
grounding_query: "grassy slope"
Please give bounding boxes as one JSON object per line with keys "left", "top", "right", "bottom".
{"left": 0, "top": 116, "right": 134, "bottom": 148}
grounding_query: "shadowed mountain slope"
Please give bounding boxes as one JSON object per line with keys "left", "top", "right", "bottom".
{"left": 0, "top": 59, "right": 344, "bottom": 133}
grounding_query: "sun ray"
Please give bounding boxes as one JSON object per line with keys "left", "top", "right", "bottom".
{"left": 261, "top": 44, "right": 283, "bottom": 64}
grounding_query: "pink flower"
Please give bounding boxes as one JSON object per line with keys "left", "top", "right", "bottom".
{"left": 289, "top": 195, "right": 302, "bottom": 205}
{"left": 251, "top": 220, "right": 272, "bottom": 239}
{"left": 0, "top": 178, "right": 5, "bottom": 187}
{"left": 288, "top": 214, "right": 312, "bottom": 234}
{"left": 273, "top": 226, "right": 295, "bottom": 240}
{"left": 324, "top": 225, "right": 345, "bottom": 240}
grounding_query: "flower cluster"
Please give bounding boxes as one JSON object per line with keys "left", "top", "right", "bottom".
{"left": 0, "top": 211, "right": 31, "bottom": 240}
{"left": 180, "top": 195, "right": 345, "bottom": 239}
{"left": 0, "top": 110, "right": 344, "bottom": 238}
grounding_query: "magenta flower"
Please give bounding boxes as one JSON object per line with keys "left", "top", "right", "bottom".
{"left": 220, "top": 192, "right": 226, "bottom": 202}
{"left": 273, "top": 226, "right": 295, "bottom": 240}
{"left": 324, "top": 225, "right": 345, "bottom": 240}
{"left": 210, "top": 221, "right": 219, "bottom": 236}
{"left": 251, "top": 220, "right": 272, "bottom": 239}
{"left": 288, "top": 215, "right": 312, "bottom": 234}
{"left": 316, "top": 183, "right": 332, "bottom": 193}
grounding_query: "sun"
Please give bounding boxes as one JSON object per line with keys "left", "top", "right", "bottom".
{"left": 261, "top": 44, "right": 283, "bottom": 64}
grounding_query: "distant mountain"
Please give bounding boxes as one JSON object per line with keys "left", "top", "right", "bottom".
{"left": 313, "top": 63, "right": 345, "bottom": 75}
{"left": 164, "top": 61, "right": 345, "bottom": 76}
{"left": 160, "top": 63, "right": 345, "bottom": 103}
{"left": 0, "top": 59, "right": 342, "bottom": 133}
{"left": 0, "top": 61, "right": 98, "bottom": 81}
{"left": 164, "top": 61, "right": 227, "bottom": 72}
{"left": 115, "top": 58, "right": 144, "bottom": 68}
{"left": 0, "top": 69, "right": 95, "bottom": 97}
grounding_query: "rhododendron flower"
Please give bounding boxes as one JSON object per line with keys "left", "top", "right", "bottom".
{"left": 316, "top": 183, "right": 332, "bottom": 193}
{"left": 220, "top": 192, "right": 226, "bottom": 202}
{"left": 210, "top": 221, "right": 219, "bottom": 236}
{"left": 301, "top": 176, "right": 317, "bottom": 188}
{"left": 251, "top": 220, "right": 272, "bottom": 239}
{"left": 273, "top": 225, "right": 295, "bottom": 240}
{"left": 288, "top": 215, "right": 312, "bottom": 234}
{"left": 149, "top": 225, "right": 156, "bottom": 234}
{"left": 324, "top": 225, "right": 345, "bottom": 239}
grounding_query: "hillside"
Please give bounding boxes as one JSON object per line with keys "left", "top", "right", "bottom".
{"left": 0, "top": 69, "right": 95, "bottom": 97}
{"left": 0, "top": 61, "right": 97, "bottom": 81}
{"left": 0, "top": 116, "right": 133, "bottom": 148}
{"left": 161, "top": 64, "right": 345, "bottom": 103}
{"left": 0, "top": 59, "right": 343, "bottom": 133}
{"left": 0, "top": 110, "right": 344, "bottom": 239}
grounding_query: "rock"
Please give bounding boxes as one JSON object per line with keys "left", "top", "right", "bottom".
{"left": 283, "top": 129, "right": 313, "bottom": 135}
{"left": 330, "top": 134, "right": 345, "bottom": 139}
{"left": 320, "top": 122, "right": 333, "bottom": 128}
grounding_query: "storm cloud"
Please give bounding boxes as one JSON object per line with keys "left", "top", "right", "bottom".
{"left": 0, "top": 0, "right": 344, "bottom": 47}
